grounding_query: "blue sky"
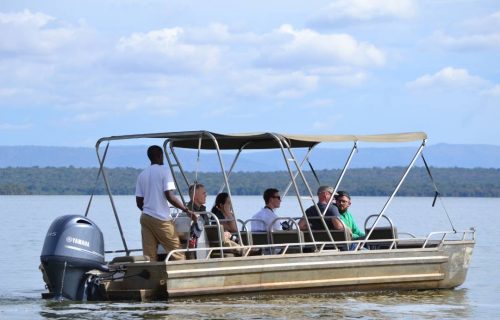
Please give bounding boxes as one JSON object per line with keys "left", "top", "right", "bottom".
{"left": 1, "top": 0, "right": 499, "bottom": 146}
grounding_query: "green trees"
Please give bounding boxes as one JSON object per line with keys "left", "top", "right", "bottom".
{"left": 1, "top": 167, "right": 500, "bottom": 197}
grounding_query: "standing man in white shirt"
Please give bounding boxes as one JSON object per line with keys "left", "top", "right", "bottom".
{"left": 135, "top": 145, "right": 194, "bottom": 261}
{"left": 251, "top": 188, "right": 282, "bottom": 232}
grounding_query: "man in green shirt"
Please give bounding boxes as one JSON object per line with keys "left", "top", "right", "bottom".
{"left": 335, "top": 191, "right": 365, "bottom": 240}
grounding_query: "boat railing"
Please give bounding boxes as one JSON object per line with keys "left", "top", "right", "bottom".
{"left": 270, "top": 216, "right": 300, "bottom": 232}
{"left": 105, "top": 225, "right": 476, "bottom": 261}
{"left": 105, "top": 248, "right": 142, "bottom": 255}
{"left": 397, "top": 232, "right": 417, "bottom": 238}
{"left": 269, "top": 217, "right": 304, "bottom": 253}
{"left": 163, "top": 241, "right": 344, "bottom": 261}
{"left": 421, "top": 228, "right": 476, "bottom": 248}
{"left": 239, "top": 218, "right": 271, "bottom": 246}
{"left": 105, "top": 229, "right": 476, "bottom": 261}
{"left": 359, "top": 214, "right": 398, "bottom": 250}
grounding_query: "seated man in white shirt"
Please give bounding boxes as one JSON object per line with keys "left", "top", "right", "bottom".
{"left": 251, "top": 188, "right": 282, "bottom": 232}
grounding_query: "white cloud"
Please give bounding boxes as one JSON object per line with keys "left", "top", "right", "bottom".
{"left": 461, "top": 10, "right": 500, "bottom": 32}
{"left": 430, "top": 31, "right": 500, "bottom": 51}
{"left": 182, "top": 23, "right": 260, "bottom": 45}
{"left": 428, "top": 11, "right": 500, "bottom": 51}
{"left": 407, "top": 67, "right": 487, "bottom": 90}
{"left": 0, "top": 9, "right": 91, "bottom": 57}
{"left": 256, "top": 25, "right": 385, "bottom": 69}
{"left": 114, "top": 27, "right": 221, "bottom": 73}
{"left": 108, "top": 23, "right": 381, "bottom": 100}
{"left": 0, "top": 10, "right": 383, "bottom": 119}
{"left": 482, "top": 85, "right": 500, "bottom": 97}
{"left": 232, "top": 70, "right": 318, "bottom": 99}
{"left": 308, "top": 66, "right": 368, "bottom": 86}
{"left": 308, "top": 0, "right": 416, "bottom": 26}
{"left": 0, "top": 9, "right": 53, "bottom": 27}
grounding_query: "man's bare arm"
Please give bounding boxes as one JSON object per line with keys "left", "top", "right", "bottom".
{"left": 332, "top": 217, "right": 345, "bottom": 230}
{"left": 136, "top": 196, "right": 144, "bottom": 211}
{"left": 165, "top": 190, "right": 197, "bottom": 221}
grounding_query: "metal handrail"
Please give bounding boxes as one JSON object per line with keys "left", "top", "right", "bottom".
{"left": 269, "top": 217, "right": 303, "bottom": 253}
{"left": 116, "top": 228, "right": 476, "bottom": 261}
{"left": 158, "top": 228, "right": 476, "bottom": 262}
{"left": 423, "top": 229, "right": 476, "bottom": 248}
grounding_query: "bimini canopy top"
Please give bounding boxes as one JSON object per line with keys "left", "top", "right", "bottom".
{"left": 96, "top": 131, "right": 427, "bottom": 150}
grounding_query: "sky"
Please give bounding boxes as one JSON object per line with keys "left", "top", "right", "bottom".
{"left": 1, "top": 0, "right": 499, "bottom": 147}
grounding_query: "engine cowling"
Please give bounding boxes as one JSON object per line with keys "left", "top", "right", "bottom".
{"left": 40, "top": 215, "right": 107, "bottom": 300}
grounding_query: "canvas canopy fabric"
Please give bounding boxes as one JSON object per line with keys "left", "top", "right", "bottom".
{"left": 96, "top": 131, "right": 427, "bottom": 150}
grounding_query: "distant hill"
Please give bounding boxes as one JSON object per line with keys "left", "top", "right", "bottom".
{"left": 2, "top": 166, "right": 500, "bottom": 196}
{"left": 1, "top": 144, "right": 500, "bottom": 170}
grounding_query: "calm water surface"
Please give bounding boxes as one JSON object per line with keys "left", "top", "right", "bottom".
{"left": 0, "top": 195, "right": 498, "bottom": 319}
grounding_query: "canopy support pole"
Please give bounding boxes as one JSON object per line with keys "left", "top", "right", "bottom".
{"left": 275, "top": 134, "right": 336, "bottom": 249}
{"left": 95, "top": 141, "right": 129, "bottom": 255}
{"left": 205, "top": 132, "right": 243, "bottom": 246}
{"left": 85, "top": 142, "right": 109, "bottom": 217}
{"left": 282, "top": 145, "right": 318, "bottom": 198}
{"left": 359, "top": 139, "right": 426, "bottom": 250}
{"left": 331, "top": 142, "right": 358, "bottom": 197}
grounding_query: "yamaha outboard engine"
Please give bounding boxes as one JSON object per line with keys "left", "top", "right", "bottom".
{"left": 40, "top": 215, "right": 107, "bottom": 300}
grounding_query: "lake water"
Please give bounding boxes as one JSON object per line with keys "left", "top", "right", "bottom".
{"left": 0, "top": 195, "right": 498, "bottom": 319}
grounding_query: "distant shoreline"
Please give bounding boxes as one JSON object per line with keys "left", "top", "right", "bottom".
{"left": 1, "top": 166, "right": 499, "bottom": 197}
{"left": 2, "top": 144, "right": 500, "bottom": 169}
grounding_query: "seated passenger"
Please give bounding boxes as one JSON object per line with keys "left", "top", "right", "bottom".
{"left": 335, "top": 191, "right": 365, "bottom": 240}
{"left": 186, "top": 183, "right": 208, "bottom": 221}
{"left": 211, "top": 192, "right": 237, "bottom": 233}
{"left": 251, "top": 188, "right": 282, "bottom": 232}
{"left": 298, "top": 186, "right": 344, "bottom": 231}
{"left": 211, "top": 192, "right": 240, "bottom": 246}
{"left": 185, "top": 183, "right": 208, "bottom": 258}
{"left": 186, "top": 185, "right": 243, "bottom": 255}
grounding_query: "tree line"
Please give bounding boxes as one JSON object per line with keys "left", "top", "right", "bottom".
{"left": 1, "top": 166, "right": 500, "bottom": 197}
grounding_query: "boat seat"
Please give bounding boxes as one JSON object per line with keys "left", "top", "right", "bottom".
{"left": 250, "top": 231, "right": 270, "bottom": 245}
{"left": 271, "top": 230, "right": 304, "bottom": 254}
{"left": 364, "top": 226, "right": 398, "bottom": 250}
{"left": 238, "top": 230, "right": 251, "bottom": 246}
{"left": 396, "top": 238, "right": 440, "bottom": 249}
{"left": 204, "top": 225, "right": 236, "bottom": 258}
{"left": 303, "top": 229, "right": 351, "bottom": 251}
{"left": 363, "top": 214, "right": 398, "bottom": 250}
{"left": 244, "top": 231, "right": 270, "bottom": 255}
{"left": 111, "top": 255, "right": 150, "bottom": 264}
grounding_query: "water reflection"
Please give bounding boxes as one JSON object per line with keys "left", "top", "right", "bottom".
{"left": 37, "top": 289, "right": 470, "bottom": 320}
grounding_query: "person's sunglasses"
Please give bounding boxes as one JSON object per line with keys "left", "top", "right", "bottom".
{"left": 271, "top": 195, "right": 281, "bottom": 200}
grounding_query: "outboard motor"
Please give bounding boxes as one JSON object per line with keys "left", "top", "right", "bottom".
{"left": 40, "top": 215, "right": 107, "bottom": 300}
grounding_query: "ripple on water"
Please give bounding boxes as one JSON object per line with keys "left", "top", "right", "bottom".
{"left": 0, "top": 289, "right": 475, "bottom": 320}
